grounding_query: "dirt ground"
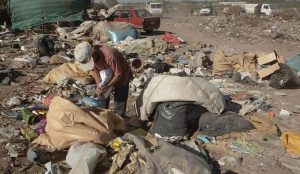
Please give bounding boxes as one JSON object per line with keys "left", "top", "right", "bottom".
{"left": 0, "top": 8, "right": 300, "bottom": 174}
{"left": 160, "top": 14, "right": 300, "bottom": 59}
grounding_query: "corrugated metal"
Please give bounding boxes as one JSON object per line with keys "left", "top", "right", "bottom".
{"left": 8, "top": 0, "right": 84, "bottom": 30}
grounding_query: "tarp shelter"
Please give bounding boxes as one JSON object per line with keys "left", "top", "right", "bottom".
{"left": 7, "top": 0, "right": 85, "bottom": 30}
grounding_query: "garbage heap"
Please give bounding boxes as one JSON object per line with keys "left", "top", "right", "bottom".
{"left": 0, "top": 2, "right": 300, "bottom": 174}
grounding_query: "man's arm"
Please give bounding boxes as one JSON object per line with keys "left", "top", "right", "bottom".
{"left": 92, "top": 70, "right": 101, "bottom": 87}
{"left": 101, "top": 54, "right": 123, "bottom": 90}
{"left": 105, "top": 74, "right": 121, "bottom": 88}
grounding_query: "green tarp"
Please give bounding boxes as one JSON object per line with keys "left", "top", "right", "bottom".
{"left": 8, "top": 0, "right": 84, "bottom": 30}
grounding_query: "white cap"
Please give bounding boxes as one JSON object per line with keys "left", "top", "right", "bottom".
{"left": 74, "top": 42, "right": 94, "bottom": 72}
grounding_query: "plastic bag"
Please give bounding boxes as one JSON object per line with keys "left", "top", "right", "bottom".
{"left": 198, "top": 111, "right": 255, "bottom": 136}
{"left": 78, "top": 97, "right": 99, "bottom": 107}
{"left": 66, "top": 142, "right": 107, "bottom": 174}
{"left": 162, "top": 32, "right": 181, "bottom": 45}
{"left": 269, "top": 63, "right": 300, "bottom": 89}
{"left": 150, "top": 102, "right": 206, "bottom": 137}
{"left": 286, "top": 54, "right": 300, "bottom": 72}
{"left": 282, "top": 132, "right": 300, "bottom": 155}
{"left": 108, "top": 27, "right": 139, "bottom": 44}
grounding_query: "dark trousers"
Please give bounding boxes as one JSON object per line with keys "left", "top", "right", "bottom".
{"left": 101, "top": 84, "right": 129, "bottom": 117}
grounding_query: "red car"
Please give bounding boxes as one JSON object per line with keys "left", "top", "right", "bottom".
{"left": 107, "top": 9, "right": 160, "bottom": 34}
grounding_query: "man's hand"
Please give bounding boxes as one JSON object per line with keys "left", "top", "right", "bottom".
{"left": 96, "top": 87, "right": 105, "bottom": 96}
{"left": 100, "top": 85, "right": 109, "bottom": 93}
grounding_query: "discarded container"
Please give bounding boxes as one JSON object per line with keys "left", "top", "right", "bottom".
{"left": 21, "top": 108, "right": 38, "bottom": 125}
{"left": 282, "top": 132, "right": 300, "bottom": 155}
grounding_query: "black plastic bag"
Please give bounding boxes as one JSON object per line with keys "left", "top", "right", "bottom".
{"left": 269, "top": 63, "right": 300, "bottom": 89}
{"left": 145, "top": 59, "right": 173, "bottom": 73}
{"left": 198, "top": 111, "right": 255, "bottom": 136}
{"left": 33, "top": 35, "right": 55, "bottom": 57}
{"left": 150, "top": 102, "right": 206, "bottom": 137}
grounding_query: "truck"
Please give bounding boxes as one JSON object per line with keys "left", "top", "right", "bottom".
{"left": 145, "top": 2, "right": 163, "bottom": 17}
{"left": 242, "top": 3, "right": 276, "bottom": 16}
{"left": 254, "top": 4, "right": 276, "bottom": 16}
{"left": 220, "top": 2, "right": 276, "bottom": 16}
{"left": 107, "top": 8, "right": 160, "bottom": 34}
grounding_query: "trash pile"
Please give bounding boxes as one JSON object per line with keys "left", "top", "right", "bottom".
{"left": 0, "top": 1, "right": 300, "bottom": 174}
{"left": 168, "top": 12, "right": 300, "bottom": 45}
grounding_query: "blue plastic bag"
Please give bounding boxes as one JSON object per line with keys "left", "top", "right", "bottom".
{"left": 78, "top": 97, "right": 99, "bottom": 108}
{"left": 107, "top": 27, "right": 139, "bottom": 44}
{"left": 286, "top": 54, "right": 300, "bottom": 72}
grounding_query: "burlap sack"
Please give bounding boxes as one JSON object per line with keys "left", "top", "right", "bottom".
{"left": 213, "top": 49, "right": 257, "bottom": 75}
{"left": 33, "top": 97, "right": 125, "bottom": 150}
{"left": 42, "top": 63, "right": 93, "bottom": 84}
{"left": 49, "top": 55, "right": 68, "bottom": 65}
{"left": 213, "top": 49, "right": 237, "bottom": 75}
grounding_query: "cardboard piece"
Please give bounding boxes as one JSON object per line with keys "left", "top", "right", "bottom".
{"left": 257, "top": 52, "right": 277, "bottom": 65}
{"left": 257, "top": 63, "right": 280, "bottom": 78}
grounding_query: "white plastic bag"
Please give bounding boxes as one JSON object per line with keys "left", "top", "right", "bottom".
{"left": 66, "top": 142, "right": 107, "bottom": 174}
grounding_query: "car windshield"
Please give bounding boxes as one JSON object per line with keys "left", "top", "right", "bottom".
{"left": 269, "top": 5, "right": 275, "bottom": 10}
{"left": 136, "top": 10, "right": 152, "bottom": 17}
{"left": 151, "top": 4, "right": 162, "bottom": 9}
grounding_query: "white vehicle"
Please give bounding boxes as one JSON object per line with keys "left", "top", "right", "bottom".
{"left": 200, "top": 8, "right": 211, "bottom": 15}
{"left": 244, "top": 3, "right": 275, "bottom": 16}
{"left": 146, "top": 2, "right": 163, "bottom": 17}
{"left": 259, "top": 4, "right": 275, "bottom": 16}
